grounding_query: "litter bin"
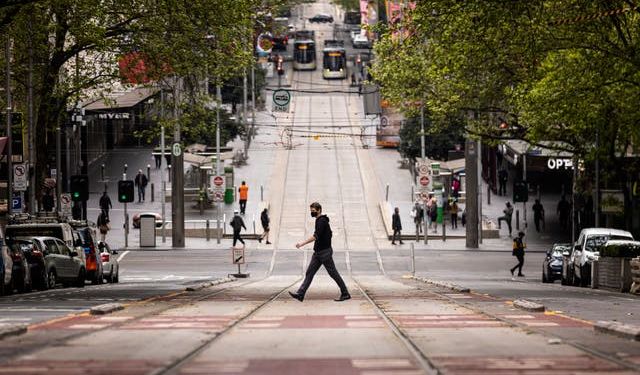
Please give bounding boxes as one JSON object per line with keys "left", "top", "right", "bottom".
{"left": 139, "top": 214, "right": 157, "bottom": 247}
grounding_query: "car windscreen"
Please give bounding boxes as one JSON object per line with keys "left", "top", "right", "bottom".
{"left": 76, "top": 229, "right": 91, "bottom": 246}
{"left": 6, "top": 227, "right": 64, "bottom": 241}
{"left": 585, "top": 234, "right": 633, "bottom": 252}
{"left": 6, "top": 239, "right": 34, "bottom": 253}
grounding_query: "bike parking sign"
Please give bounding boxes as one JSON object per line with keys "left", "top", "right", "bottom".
{"left": 272, "top": 89, "right": 291, "bottom": 112}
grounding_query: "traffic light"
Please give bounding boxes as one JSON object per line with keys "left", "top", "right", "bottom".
{"left": 276, "top": 56, "right": 284, "bottom": 76}
{"left": 513, "top": 180, "right": 528, "bottom": 203}
{"left": 69, "top": 174, "right": 89, "bottom": 202}
{"left": 118, "top": 180, "right": 135, "bottom": 203}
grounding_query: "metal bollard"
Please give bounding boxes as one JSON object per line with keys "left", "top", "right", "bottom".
{"left": 147, "top": 164, "right": 151, "bottom": 181}
{"left": 516, "top": 209, "right": 520, "bottom": 230}
{"left": 410, "top": 242, "right": 415, "bottom": 276}
{"left": 151, "top": 183, "right": 154, "bottom": 202}
{"left": 487, "top": 185, "right": 491, "bottom": 205}
{"left": 261, "top": 185, "right": 264, "bottom": 201}
{"left": 168, "top": 165, "right": 172, "bottom": 183}
{"left": 101, "top": 164, "right": 105, "bottom": 181}
{"left": 442, "top": 218, "right": 446, "bottom": 242}
{"left": 253, "top": 215, "right": 256, "bottom": 235}
{"left": 206, "top": 219, "right": 210, "bottom": 241}
{"left": 385, "top": 184, "right": 389, "bottom": 201}
{"left": 411, "top": 185, "right": 414, "bottom": 201}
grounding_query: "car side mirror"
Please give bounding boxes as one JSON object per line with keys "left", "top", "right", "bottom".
{"left": 546, "top": 250, "right": 552, "bottom": 256}
{"left": 70, "top": 251, "right": 78, "bottom": 257}
{"left": 74, "top": 239, "right": 82, "bottom": 247}
{"left": 562, "top": 251, "right": 570, "bottom": 257}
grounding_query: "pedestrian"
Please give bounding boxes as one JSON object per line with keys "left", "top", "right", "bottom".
{"left": 96, "top": 211, "right": 110, "bottom": 242}
{"left": 238, "top": 181, "right": 248, "bottom": 215}
{"left": 532, "top": 199, "right": 545, "bottom": 232}
{"left": 258, "top": 208, "right": 272, "bottom": 244}
{"left": 461, "top": 208, "right": 466, "bottom": 227}
{"left": 497, "top": 202, "right": 514, "bottom": 236}
{"left": 450, "top": 199, "right": 459, "bottom": 229}
{"left": 429, "top": 197, "right": 438, "bottom": 233}
{"left": 412, "top": 201, "right": 424, "bottom": 236}
{"left": 498, "top": 168, "right": 508, "bottom": 196}
{"left": 391, "top": 207, "right": 403, "bottom": 245}
{"left": 350, "top": 72, "right": 356, "bottom": 86}
{"left": 230, "top": 209, "right": 246, "bottom": 247}
{"left": 42, "top": 189, "right": 55, "bottom": 212}
{"left": 154, "top": 152, "right": 161, "bottom": 169}
{"left": 510, "top": 231, "right": 526, "bottom": 278}
{"left": 557, "top": 195, "right": 571, "bottom": 231}
{"left": 289, "top": 202, "right": 350, "bottom": 302}
{"left": 451, "top": 176, "right": 461, "bottom": 198}
{"left": 134, "top": 169, "right": 148, "bottom": 203}
{"left": 99, "top": 191, "right": 112, "bottom": 219}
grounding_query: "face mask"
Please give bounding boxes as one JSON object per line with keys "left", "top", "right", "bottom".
{"left": 311, "top": 211, "right": 318, "bottom": 218}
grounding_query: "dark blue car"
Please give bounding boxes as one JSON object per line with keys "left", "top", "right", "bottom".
{"left": 543, "top": 243, "right": 570, "bottom": 283}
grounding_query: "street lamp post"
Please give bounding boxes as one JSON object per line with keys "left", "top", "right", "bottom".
{"left": 216, "top": 84, "right": 222, "bottom": 244}
{"left": 5, "top": 36, "right": 13, "bottom": 217}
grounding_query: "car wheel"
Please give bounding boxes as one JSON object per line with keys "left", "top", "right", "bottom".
{"left": 47, "top": 270, "right": 57, "bottom": 289}
{"left": 76, "top": 269, "right": 85, "bottom": 288}
{"left": 580, "top": 264, "right": 591, "bottom": 287}
{"left": 40, "top": 270, "right": 49, "bottom": 291}
{"left": 542, "top": 268, "right": 548, "bottom": 283}
{"left": 15, "top": 274, "right": 26, "bottom": 294}
{"left": 91, "top": 270, "right": 102, "bottom": 285}
{"left": 113, "top": 270, "right": 119, "bottom": 283}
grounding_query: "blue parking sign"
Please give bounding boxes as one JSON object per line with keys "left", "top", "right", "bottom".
{"left": 12, "top": 197, "right": 21, "bottom": 210}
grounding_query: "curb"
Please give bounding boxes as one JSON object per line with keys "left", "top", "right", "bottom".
{"left": 90, "top": 303, "right": 125, "bottom": 315}
{"left": 411, "top": 276, "right": 470, "bottom": 293}
{"left": 594, "top": 321, "right": 640, "bottom": 341}
{"left": 185, "top": 276, "right": 236, "bottom": 292}
{"left": 512, "top": 299, "right": 545, "bottom": 312}
{"left": 0, "top": 324, "right": 28, "bottom": 340}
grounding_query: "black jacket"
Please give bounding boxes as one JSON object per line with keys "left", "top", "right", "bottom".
{"left": 313, "top": 215, "right": 332, "bottom": 251}
{"left": 392, "top": 213, "right": 402, "bottom": 230}
{"left": 230, "top": 215, "right": 246, "bottom": 231}
{"left": 135, "top": 173, "right": 148, "bottom": 187}
{"left": 99, "top": 195, "right": 112, "bottom": 210}
{"left": 261, "top": 211, "right": 270, "bottom": 229}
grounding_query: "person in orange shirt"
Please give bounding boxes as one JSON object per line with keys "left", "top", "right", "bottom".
{"left": 238, "top": 181, "right": 249, "bottom": 215}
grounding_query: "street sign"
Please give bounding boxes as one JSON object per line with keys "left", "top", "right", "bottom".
{"left": 13, "top": 164, "right": 27, "bottom": 191}
{"left": 213, "top": 190, "right": 224, "bottom": 202}
{"left": 419, "top": 175, "right": 430, "bottom": 187}
{"left": 212, "top": 175, "right": 224, "bottom": 187}
{"left": 232, "top": 247, "right": 245, "bottom": 264}
{"left": 60, "top": 193, "right": 72, "bottom": 212}
{"left": 272, "top": 89, "right": 291, "bottom": 112}
{"left": 417, "top": 162, "right": 428, "bottom": 175}
{"left": 11, "top": 196, "right": 21, "bottom": 210}
{"left": 172, "top": 143, "right": 182, "bottom": 157}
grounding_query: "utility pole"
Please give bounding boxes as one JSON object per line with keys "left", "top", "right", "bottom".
{"left": 421, "top": 105, "right": 428, "bottom": 244}
{"left": 5, "top": 36, "right": 13, "bottom": 216}
{"left": 251, "top": 65, "right": 256, "bottom": 138}
{"left": 465, "top": 138, "right": 479, "bottom": 248}
{"left": 171, "top": 77, "right": 185, "bottom": 247}
{"left": 160, "top": 88, "right": 166, "bottom": 243}
{"left": 56, "top": 126, "right": 61, "bottom": 214}
{"left": 28, "top": 28, "right": 35, "bottom": 214}
{"left": 243, "top": 68, "right": 248, "bottom": 158}
{"left": 216, "top": 84, "right": 222, "bottom": 244}
{"left": 478, "top": 141, "right": 483, "bottom": 244}
{"left": 594, "top": 129, "right": 600, "bottom": 227}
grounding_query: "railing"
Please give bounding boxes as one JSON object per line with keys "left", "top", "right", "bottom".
{"left": 156, "top": 214, "right": 258, "bottom": 241}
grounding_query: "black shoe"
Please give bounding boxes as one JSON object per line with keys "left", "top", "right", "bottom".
{"left": 391, "top": 242, "right": 396, "bottom": 245}
{"left": 266, "top": 241, "right": 272, "bottom": 244}
{"left": 288, "top": 291, "right": 304, "bottom": 302}
{"left": 399, "top": 241, "right": 404, "bottom": 244}
{"left": 518, "top": 274, "right": 525, "bottom": 277}
{"left": 334, "top": 294, "right": 351, "bottom": 302}
{"left": 510, "top": 269, "right": 514, "bottom": 277}
{"left": 258, "top": 238, "right": 262, "bottom": 243}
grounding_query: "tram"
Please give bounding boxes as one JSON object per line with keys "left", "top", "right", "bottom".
{"left": 322, "top": 40, "right": 347, "bottom": 79}
{"left": 293, "top": 40, "right": 316, "bottom": 70}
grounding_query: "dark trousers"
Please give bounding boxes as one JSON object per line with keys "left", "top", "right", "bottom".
{"left": 101, "top": 208, "right": 110, "bottom": 219}
{"left": 451, "top": 214, "right": 458, "bottom": 229}
{"left": 534, "top": 215, "right": 543, "bottom": 232}
{"left": 233, "top": 230, "right": 244, "bottom": 246}
{"left": 498, "top": 180, "right": 507, "bottom": 196}
{"left": 137, "top": 186, "right": 146, "bottom": 202}
{"left": 391, "top": 229, "right": 402, "bottom": 244}
{"left": 498, "top": 216, "right": 512, "bottom": 235}
{"left": 297, "top": 248, "right": 348, "bottom": 296}
{"left": 239, "top": 199, "right": 247, "bottom": 214}
{"left": 511, "top": 254, "right": 524, "bottom": 275}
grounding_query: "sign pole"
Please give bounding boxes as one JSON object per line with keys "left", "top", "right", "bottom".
{"left": 6, "top": 36, "right": 13, "bottom": 216}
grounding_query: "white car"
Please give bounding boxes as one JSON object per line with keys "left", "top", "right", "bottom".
{"left": 352, "top": 34, "right": 371, "bottom": 49}
{"left": 563, "top": 227, "right": 634, "bottom": 287}
{"left": 98, "top": 242, "right": 119, "bottom": 283}
{"left": 350, "top": 29, "right": 361, "bottom": 43}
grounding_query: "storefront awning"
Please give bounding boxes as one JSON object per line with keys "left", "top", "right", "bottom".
{"left": 501, "top": 140, "right": 573, "bottom": 166}
{"left": 83, "top": 86, "right": 158, "bottom": 111}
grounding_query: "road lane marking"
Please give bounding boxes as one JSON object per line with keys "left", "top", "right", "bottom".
{"left": 117, "top": 250, "right": 130, "bottom": 262}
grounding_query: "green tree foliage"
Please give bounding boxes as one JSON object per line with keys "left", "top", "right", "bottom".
{"left": 399, "top": 114, "right": 465, "bottom": 161}
{"left": 371, "top": 0, "right": 640, "bottom": 172}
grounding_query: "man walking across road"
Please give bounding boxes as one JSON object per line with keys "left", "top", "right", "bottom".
{"left": 532, "top": 199, "right": 545, "bottom": 232}
{"left": 557, "top": 195, "right": 571, "bottom": 231}
{"left": 238, "top": 181, "right": 249, "bottom": 215}
{"left": 99, "top": 191, "right": 112, "bottom": 219}
{"left": 258, "top": 208, "right": 272, "bottom": 245}
{"left": 289, "top": 202, "right": 350, "bottom": 302}
{"left": 391, "top": 207, "right": 404, "bottom": 245}
{"left": 230, "top": 210, "right": 246, "bottom": 247}
{"left": 497, "top": 202, "right": 514, "bottom": 236}
{"left": 97, "top": 211, "right": 110, "bottom": 242}
{"left": 134, "top": 170, "right": 148, "bottom": 203}
{"left": 510, "top": 231, "right": 526, "bottom": 278}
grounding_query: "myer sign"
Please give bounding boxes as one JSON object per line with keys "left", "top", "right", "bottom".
{"left": 547, "top": 158, "right": 573, "bottom": 170}
{"left": 272, "top": 89, "right": 291, "bottom": 112}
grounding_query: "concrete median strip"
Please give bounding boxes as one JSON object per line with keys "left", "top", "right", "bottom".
{"left": 411, "top": 276, "right": 470, "bottom": 293}
{"left": 90, "top": 303, "right": 125, "bottom": 315}
{"left": 185, "top": 276, "right": 236, "bottom": 292}
{"left": 594, "top": 321, "right": 640, "bottom": 341}
{"left": 0, "top": 324, "right": 28, "bottom": 340}
{"left": 513, "top": 299, "right": 545, "bottom": 312}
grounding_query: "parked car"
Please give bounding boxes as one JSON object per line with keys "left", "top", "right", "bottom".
{"left": 70, "top": 224, "right": 104, "bottom": 285}
{"left": 542, "top": 243, "right": 570, "bottom": 283}
{"left": 0, "top": 229, "right": 14, "bottom": 296}
{"left": 6, "top": 239, "right": 33, "bottom": 293}
{"left": 309, "top": 14, "right": 333, "bottom": 23}
{"left": 563, "top": 228, "right": 634, "bottom": 287}
{"left": 352, "top": 34, "right": 371, "bottom": 49}
{"left": 8, "top": 239, "right": 48, "bottom": 290}
{"left": 98, "top": 242, "right": 119, "bottom": 283}
{"left": 350, "top": 29, "right": 362, "bottom": 43}
{"left": 132, "top": 212, "right": 163, "bottom": 229}
{"left": 6, "top": 222, "right": 77, "bottom": 253}
{"left": 31, "top": 237, "right": 85, "bottom": 288}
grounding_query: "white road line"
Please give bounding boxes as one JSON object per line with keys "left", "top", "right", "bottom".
{"left": 117, "top": 250, "right": 130, "bottom": 262}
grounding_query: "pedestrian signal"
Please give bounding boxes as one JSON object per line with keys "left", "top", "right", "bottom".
{"left": 118, "top": 180, "right": 135, "bottom": 203}
{"left": 276, "top": 56, "right": 284, "bottom": 76}
{"left": 69, "top": 175, "right": 89, "bottom": 202}
{"left": 513, "top": 180, "right": 528, "bottom": 203}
